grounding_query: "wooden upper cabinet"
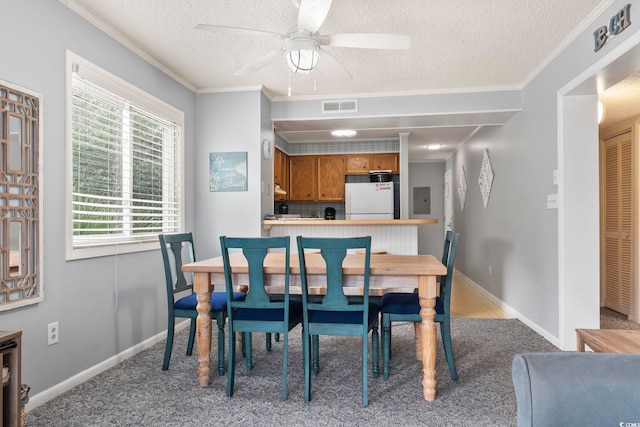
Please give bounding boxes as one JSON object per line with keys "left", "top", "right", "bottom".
{"left": 345, "top": 154, "right": 370, "bottom": 174}
{"left": 289, "top": 155, "right": 316, "bottom": 201}
{"left": 317, "top": 155, "right": 345, "bottom": 200}
{"left": 371, "top": 153, "right": 399, "bottom": 173}
{"left": 273, "top": 148, "right": 289, "bottom": 201}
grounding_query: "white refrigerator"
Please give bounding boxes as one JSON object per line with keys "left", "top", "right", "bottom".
{"left": 345, "top": 182, "right": 394, "bottom": 219}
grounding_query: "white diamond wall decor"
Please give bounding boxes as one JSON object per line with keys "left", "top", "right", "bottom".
{"left": 478, "top": 149, "right": 495, "bottom": 209}
{"left": 458, "top": 166, "right": 467, "bottom": 211}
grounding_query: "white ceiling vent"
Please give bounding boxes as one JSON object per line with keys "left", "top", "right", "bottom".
{"left": 321, "top": 99, "right": 358, "bottom": 114}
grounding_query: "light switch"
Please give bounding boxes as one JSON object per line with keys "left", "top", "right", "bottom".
{"left": 553, "top": 170, "right": 558, "bottom": 185}
{"left": 547, "top": 193, "right": 558, "bottom": 209}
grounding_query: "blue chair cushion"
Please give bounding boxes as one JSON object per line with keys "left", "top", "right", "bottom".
{"left": 234, "top": 300, "right": 303, "bottom": 321}
{"left": 309, "top": 303, "right": 381, "bottom": 324}
{"left": 175, "top": 291, "right": 245, "bottom": 312}
{"left": 380, "top": 292, "right": 444, "bottom": 315}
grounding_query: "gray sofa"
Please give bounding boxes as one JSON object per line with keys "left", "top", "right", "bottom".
{"left": 512, "top": 352, "right": 640, "bottom": 426}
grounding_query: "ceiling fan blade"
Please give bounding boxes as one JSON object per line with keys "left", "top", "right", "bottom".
{"left": 319, "top": 47, "right": 352, "bottom": 80}
{"left": 196, "top": 24, "right": 283, "bottom": 39}
{"left": 234, "top": 49, "right": 284, "bottom": 76}
{"left": 324, "top": 33, "right": 411, "bottom": 50}
{"left": 298, "top": 0, "right": 332, "bottom": 33}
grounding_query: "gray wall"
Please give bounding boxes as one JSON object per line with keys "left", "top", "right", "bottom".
{"left": 452, "top": 117, "right": 560, "bottom": 330}
{"left": 408, "top": 162, "right": 445, "bottom": 256}
{"left": 195, "top": 90, "right": 268, "bottom": 258}
{"left": 0, "top": 0, "right": 196, "bottom": 396}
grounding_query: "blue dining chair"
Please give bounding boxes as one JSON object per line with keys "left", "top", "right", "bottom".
{"left": 380, "top": 231, "right": 459, "bottom": 380}
{"left": 158, "top": 232, "right": 245, "bottom": 374}
{"left": 219, "top": 235, "right": 303, "bottom": 400}
{"left": 296, "top": 235, "right": 379, "bottom": 407}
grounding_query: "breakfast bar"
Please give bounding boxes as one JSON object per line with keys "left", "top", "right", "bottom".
{"left": 263, "top": 218, "right": 437, "bottom": 255}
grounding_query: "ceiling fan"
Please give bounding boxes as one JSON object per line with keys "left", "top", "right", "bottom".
{"left": 195, "top": 0, "right": 411, "bottom": 78}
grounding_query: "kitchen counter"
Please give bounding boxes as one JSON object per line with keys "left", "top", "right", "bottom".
{"left": 262, "top": 218, "right": 436, "bottom": 229}
{"left": 264, "top": 218, "right": 439, "bottom": 255}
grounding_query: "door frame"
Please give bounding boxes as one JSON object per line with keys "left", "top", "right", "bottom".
{"left": 558, "top": 30, "right": 640, "bottom": 350}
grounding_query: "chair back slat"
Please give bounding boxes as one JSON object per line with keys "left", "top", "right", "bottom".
{"left": 220, "top": 236, "right": 291, "bottom": 309}
{"left": 320, "top": 247, "right": 350, "bottom": 307}
{"left": 159, "top": 232, "right": 195, "bottom": 298}
{"left": 297, "top": 236, "right": 371, "bottom": 313}
{"left": 243, "top": 247, "right": 271, "bottom": 304}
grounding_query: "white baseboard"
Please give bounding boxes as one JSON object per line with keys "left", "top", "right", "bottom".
{"left": 454, "top": 270, "right": 560, "bottom": 348}
{"left": 25, "top": 320, "right": 190, "bottom": 412}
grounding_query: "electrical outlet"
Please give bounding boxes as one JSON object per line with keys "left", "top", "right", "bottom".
{"left": 48, "top": 321, "right": 59, "bottom": 346}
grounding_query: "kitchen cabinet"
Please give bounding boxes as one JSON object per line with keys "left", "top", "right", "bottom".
{"left": 317, "top": 155, "right": 345, "bottom": 200}
{"left": 289, "top": 153, "right": 398, "bottom": 201}
{"left": 1, "top": 331, "right": 21, "bottom": 427}
{"left": 273, "top": 148, "right": 289, "bottom": 201}
{"left": 345, "top": 154, "right": 370, "bottom": 174}
{"left": 370, "top": 153, "right": 399, "bottom": 173}
{"left": 289, "top": 155, "right": 317, "bottom": 201}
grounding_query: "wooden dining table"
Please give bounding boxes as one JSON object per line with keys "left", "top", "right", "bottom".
{"left": 182, "top": 252, "right": 447, "bottom": 401}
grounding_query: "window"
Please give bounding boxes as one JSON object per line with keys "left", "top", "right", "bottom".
{"left": 66, "top": 51, "right": 184, "bottom": 260}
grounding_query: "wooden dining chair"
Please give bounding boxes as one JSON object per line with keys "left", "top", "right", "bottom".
{"left": 380, "top": 230, "right": 460, "bottom": 380}
{"left": 158, "top": 232, "right": 246, "bottom": 373}
{"left": 219, "top": 235, "right": 303, "bottom": 400}
{"left": 296, "top": 235, "right": 379, "bottom": 407}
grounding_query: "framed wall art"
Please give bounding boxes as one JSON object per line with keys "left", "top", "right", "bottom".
{"left": 478, "top": 149, "right": 495, "bottom": 209}
{"left": 209, "top": 151, "right": 248, "bottom": 192}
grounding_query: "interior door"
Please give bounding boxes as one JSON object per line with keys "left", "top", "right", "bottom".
{"left": 601, "top": 130, "right": 634, "bottom": 315}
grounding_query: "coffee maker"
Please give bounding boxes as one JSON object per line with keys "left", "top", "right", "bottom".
{"left": 324, "top": 207, "right": 336, "bottom": 220}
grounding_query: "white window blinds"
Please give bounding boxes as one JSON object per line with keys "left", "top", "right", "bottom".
{"left": 67, "top": 53, "right": 183, "bottom": 257}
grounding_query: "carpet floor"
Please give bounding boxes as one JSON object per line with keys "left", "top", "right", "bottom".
{"left": 25, "top": 319, "right": 558, "bottom": 427}
{"left": 600, "top": 307, "right": 640, "bottom": 330}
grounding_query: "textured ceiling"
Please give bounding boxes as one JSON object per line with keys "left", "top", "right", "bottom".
{"left": 62, "top": 0, "right": 618, "bottom": 161}
{"left": 599, "top": 73, "right": 640, "bottom": 130}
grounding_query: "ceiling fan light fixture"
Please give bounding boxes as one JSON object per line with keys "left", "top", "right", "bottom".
{"left": 286, "top": 37, "right": 320, "bottom": 75}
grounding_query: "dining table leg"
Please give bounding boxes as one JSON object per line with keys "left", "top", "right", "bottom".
{"left": 194, "top": 272, "right": 212, "bottom": 387}
{"left": 418, "top": 274, "right": 438, "bottom": 401}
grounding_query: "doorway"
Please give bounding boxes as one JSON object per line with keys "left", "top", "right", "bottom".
{"left": 559, "top": 31, "right": 640, "bottom": 349}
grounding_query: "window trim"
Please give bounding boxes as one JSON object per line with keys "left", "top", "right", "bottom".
{"left": 65, "top": 50, "right": 185, "bottom": 260}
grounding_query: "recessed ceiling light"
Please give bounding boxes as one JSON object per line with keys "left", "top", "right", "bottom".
{"left": 427, "top": 144, "right": 442, "bottom": 150}
{"left": 331, "top": 129, "right": 357, "bottom": 137}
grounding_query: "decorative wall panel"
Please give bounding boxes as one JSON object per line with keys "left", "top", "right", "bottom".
{"left": 0, "top": 80, "right": 43, "bottom": 310}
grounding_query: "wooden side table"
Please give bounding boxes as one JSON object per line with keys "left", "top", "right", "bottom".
{"left": 1, "top": 331, "right": 22, "bottom": 427}
{"left": 576, "top": 328, "right": 640, "bottom": 353}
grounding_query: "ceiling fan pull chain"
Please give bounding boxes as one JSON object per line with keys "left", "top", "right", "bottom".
{"left": 288, "top": 69, "right": 292, "bottom": 97}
